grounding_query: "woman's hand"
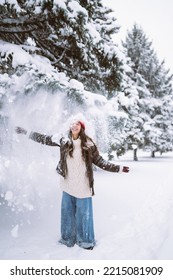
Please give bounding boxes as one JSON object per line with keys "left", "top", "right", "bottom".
{"left": 122, "top": 166, "right": 129, "bottom": 173}
{"left": 15, "top": 126, "right": 27, "bottom": 135}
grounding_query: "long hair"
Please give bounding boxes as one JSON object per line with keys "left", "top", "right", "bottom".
{"left": 68, "top": 127, "right": 95, "bottom": 160}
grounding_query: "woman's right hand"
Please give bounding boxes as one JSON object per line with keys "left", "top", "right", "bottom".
{"left": 15, "top": 126, "right": 27, "bottom": 135}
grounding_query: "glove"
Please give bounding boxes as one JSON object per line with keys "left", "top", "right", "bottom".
{"left": 122, "top": 166, "right": 129, "bottom": 173}
{"left": 15, "top": 126, "right": 27, "bottom": 135}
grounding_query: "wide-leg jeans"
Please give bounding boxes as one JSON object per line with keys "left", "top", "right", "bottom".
{"left": 59, "top": 191, "right": 95, "bottom": 248}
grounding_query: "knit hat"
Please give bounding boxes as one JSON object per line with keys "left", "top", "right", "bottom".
{"left": 79, "top": 121, "right": 85, "bottom": 130}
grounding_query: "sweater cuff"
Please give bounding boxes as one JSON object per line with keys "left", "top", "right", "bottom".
{"left": 26, "top": 130, "right": 31, "bottom": 138}
{"left": 119, "top": 166, "right": 123, "bottom": 173}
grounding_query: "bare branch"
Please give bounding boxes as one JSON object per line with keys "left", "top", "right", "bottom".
{"left": 0, "top": 26, "right": 36, "bottom": 33}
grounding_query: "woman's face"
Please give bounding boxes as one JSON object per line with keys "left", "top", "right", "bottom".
{"left": 70, "top": 121, "right": 82, "bottom": 138}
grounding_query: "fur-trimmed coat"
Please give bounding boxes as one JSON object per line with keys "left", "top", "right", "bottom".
{"left": 28, "top": 132, "right": 121, "bottom": 195}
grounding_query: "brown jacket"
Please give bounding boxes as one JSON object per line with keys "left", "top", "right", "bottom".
{"left": 29, "top": 132, "right": 120, "bottom": 195}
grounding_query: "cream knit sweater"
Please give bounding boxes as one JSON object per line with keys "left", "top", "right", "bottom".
{"left": 60, "top": 138, "right": 92, "bottom": 198}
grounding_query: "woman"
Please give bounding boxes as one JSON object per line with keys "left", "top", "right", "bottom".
{"left": 15, "top": 120, "right": 129, "bottom": 250}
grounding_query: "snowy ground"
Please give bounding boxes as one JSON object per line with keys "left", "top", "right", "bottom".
{"left": 0, "top": 150, "right": 173, "bottom": 260}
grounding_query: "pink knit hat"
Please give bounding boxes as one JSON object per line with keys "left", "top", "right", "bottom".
{"left": 79, "top": 121, "right": 85, "bottom": 130}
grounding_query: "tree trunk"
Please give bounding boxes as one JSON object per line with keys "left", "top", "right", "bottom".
{"left": 151, "top": 151, "right": 155, "bottom": 158}
{"left": 133, "top": 148, "right": 138, "bottom": 161}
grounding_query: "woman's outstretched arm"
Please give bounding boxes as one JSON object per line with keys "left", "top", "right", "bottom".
{"left": 15, "top": 126, "right": 60, "bottom": 147}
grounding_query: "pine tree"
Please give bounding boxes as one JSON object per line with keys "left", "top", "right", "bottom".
{"left": 144, "top": 62, "right": 173, "bottom": 156}
{"left": 122, "top": 24, "right": 173, "bottom": 157}
{"left": 0, "top": 0, "right": 123, "bottom": 96}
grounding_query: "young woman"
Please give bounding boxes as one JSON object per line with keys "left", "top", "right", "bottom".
{"left": 15, "top": 120, "right": 129, "bottom": 250}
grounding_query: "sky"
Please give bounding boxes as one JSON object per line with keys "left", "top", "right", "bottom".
{"left": 102, "top": 0, "right": 173, "bottom": 72}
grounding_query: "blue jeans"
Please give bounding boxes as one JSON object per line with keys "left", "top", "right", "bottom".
{"left": 59, "top": 192, "right": 95, "bottom": 248}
